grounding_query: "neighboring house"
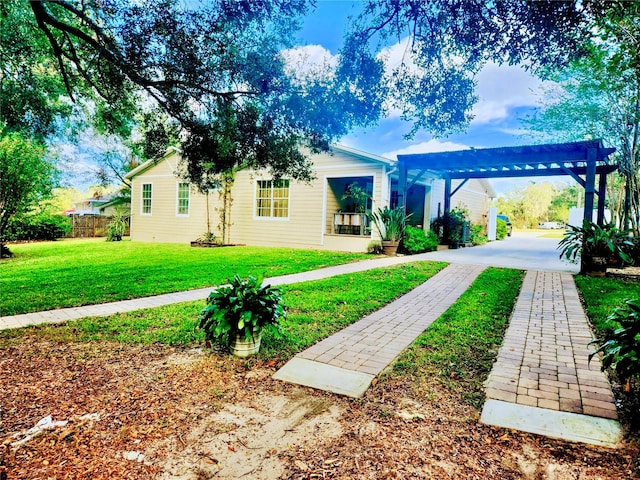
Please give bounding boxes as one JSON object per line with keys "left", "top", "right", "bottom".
{"left": 69, "top": 193, "right": 130, "bottom": 217}
{"left": 125, "top": 145, "right": 494, "bottom": 252}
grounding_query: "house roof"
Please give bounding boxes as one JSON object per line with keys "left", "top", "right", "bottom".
{"left": 330, "top": 144, "right": 395, "bottom": 167}
{"left": 124, "top": 146, "right": 181, "bottom": 179}
{"left": 125, "top": 144, "right": 395, "bottom": 181}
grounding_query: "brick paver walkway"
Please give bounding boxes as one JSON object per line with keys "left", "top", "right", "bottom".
{"left": 485, "top": 270, "right": 617, "bottom": 419}
{"left": 274, "top": 263, "right": 487, "bottom": 396}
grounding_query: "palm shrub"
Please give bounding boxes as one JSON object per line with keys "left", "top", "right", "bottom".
{"left": 106, "top": 207, "right": 129, "bottom": 241}
{"left": 558, "top": 220, "right": 632, "bottom": 274}
{"left": 198, "top": 274, "right": 285, "bottom": 347}
{"left": 590, "top": 298, "right": 640, "bottom": 392}
{"left": 400, "top": 226, "right": 438, "bottom": 254}
{"left": 367, "top": 206, "right": 412, "bottom": 242}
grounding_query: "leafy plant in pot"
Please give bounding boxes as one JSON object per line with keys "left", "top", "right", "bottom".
{"left": 367, "top": 206, "right": 412, "bottom": 255}
{"left": 198, "top": 274, "right": 285, "bottom": 357}
{"left": 558, "top": 220, "right": 632, "bottom": 276}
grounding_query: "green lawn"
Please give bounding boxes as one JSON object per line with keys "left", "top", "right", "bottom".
{"left": 0, "top": 239, "right": 369, "bottom": 316}
{"left": 0, "top": 262, "right": 449, "bottom": 356}
{"left": 575, "top": 275, "right": 640, "bottom": 334}
{"left": 393, "top": 267, "right": 524, "bottom": 408}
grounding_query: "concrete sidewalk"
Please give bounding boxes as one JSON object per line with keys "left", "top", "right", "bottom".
{"left": 0, "top": 254, "right": 429, "bottom": 331}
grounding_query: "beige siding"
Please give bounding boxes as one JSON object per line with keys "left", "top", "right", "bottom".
{"left": 450, "top": 179, "right": 491, "bottom": 225}
{"left": 129, "top": 149, "right": 388, "bottom": 251}
{"left": 227, "top": 150, "right": 386, "bottom": 250}
{"left": 130, "top": 154, "right": 215, "bottom": 243}
{"left": 429, "top": 178, "right": 493, "bottom": 227}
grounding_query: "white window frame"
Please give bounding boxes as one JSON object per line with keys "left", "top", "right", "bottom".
{"left": 176, "top": 182, "right": 190, "bottom": 217}
{"left": 141, "top": 182, "right": 152, "bottom": 216}
{"left": 254, "top": 179, "right": 290, "bottom": 220}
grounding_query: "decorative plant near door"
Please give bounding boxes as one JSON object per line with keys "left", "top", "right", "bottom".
{"left": 198, "top": 274, "right": 285, "bottom": 357}
{"left": 341, "top": 183, "right": 370, "bottom": 213}
{"left": 367, "top": 206, "right": 412, "bottom": 255}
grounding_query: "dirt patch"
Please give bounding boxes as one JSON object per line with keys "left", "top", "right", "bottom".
{"left": 1, "top": 336, "right": 638, "bottom": 479}
{"left": 152, "top": 391, "right": 341, "bottom": 479}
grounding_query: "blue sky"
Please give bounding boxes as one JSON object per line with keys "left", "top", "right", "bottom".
{"left": 296, "top": 1, "right": 552, "bottom": 194}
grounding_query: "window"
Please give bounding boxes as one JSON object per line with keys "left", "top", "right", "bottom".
{"left": 256, "top": 179, "right": 289, "bottom": 218}
{"left": 177, "top": 182, "right": 190, "bottom": 216}
{"left": 141, "top": 183, "right": 152, "bottom": 215}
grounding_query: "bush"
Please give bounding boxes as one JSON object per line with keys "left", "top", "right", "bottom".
{"left": 367, "top": 240, "right": 384, "bottom": 254}
{"left": 496, "top": 219, "right": 507, "bottom": 240}
{"left": 470, "top": 224, "right": 488, "bottom": 246}
{"left": 400, "top": 226, "right": 438, "bottom": 254}
{"left": 2, "top": 213, "right": 70, "bottom": 242}
{"left": 198, "top": 274, "right": 285, "bottom": 346}
{"left": 106, "top": 207, "right": 129, "bottom": 241}
{"left": 590, "top": 298, "right": 640, "bottom": 391}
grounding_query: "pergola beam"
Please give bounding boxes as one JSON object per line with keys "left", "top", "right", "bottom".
{"left": 396, "top": 140, "right": 618, "bottom": 227}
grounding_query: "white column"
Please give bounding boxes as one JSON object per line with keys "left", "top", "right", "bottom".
{"left": 488, "top": 206, "right": 497, "bottom": 241}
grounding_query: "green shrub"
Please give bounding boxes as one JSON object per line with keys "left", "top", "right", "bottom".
{"left": 400, "top": 226, "right": 438, "bottom": 254}
{"left": 3, "top": 213, "right": 70, "bottom": 241}
{"left": 496, "top": 219, "right": 507, "bottom": 240}
{"left": 590, "top": 298, "right": 640, "bottom": 391}
{"left": 367, "top": 240, "right": 384, "bottom": 254}
{"left": 106, "top": 207, "right": 129, "bottom": 241}
{"left": 470, "top": 224, "right": 488, "bottom": 245}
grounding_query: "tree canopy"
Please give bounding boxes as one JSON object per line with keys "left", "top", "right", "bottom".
{"left": 523, "top": 2, "right": 640, "bottom": 233}
{"left": 5, "top": 1, "right": 638, "bottom": 194}
{"left": 20, "top": 0, "right": 388, "bottom": 189}
{"left": 0, "top": 132, "right": 57, "bottom": 249}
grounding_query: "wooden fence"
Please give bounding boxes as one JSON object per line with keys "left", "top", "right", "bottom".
{"left": 70, "top": 215, "right": 130, "bottom": 238}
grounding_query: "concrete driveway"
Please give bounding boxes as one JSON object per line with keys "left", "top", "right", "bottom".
{"left": 416, "top": 231, "right": 579, "bottom": 273}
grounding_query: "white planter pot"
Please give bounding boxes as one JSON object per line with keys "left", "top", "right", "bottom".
{"left": 230, "top": 331, "right": 262, "bottom": 357}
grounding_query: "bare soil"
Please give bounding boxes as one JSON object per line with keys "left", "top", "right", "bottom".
{"left": 1, "top": 337, "right": 638, "bottom": 479}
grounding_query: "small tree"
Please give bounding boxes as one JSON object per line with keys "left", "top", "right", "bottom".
{"left": 0, "top": 131, "right": 56, "bottom": 256}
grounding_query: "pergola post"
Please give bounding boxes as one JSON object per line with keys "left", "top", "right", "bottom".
{"left": 443, "top": 175, "right": 451, "bottom": 215}
{"left": 597, "top": 171, "right": 607, "bottom": 225}
{"left": 397, "top": 160, "right": 407, "bottom": 211}
{"left": 583, "top": 147, "right": 597, "bottom": 224}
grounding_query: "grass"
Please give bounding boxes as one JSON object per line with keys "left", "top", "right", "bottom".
{"left": 576, "top": 274, "right": 640, "bottom": 433}
{"left": 0, "top": 239, "right": 369, "bottom": 316}
{"left": 391, "top": 268, "right": 525, "bottom": 408}
{"left": 575, "top": 275, "right": 640, "bottom": 334}
{"left": 0, "top": 264, "right": 525, "bottom": 413}
{"left": 0, "top": 262, "right": 448, "bottom": 356}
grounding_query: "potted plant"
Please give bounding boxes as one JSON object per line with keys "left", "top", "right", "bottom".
{"left": 558, "top": 220, "right": 633, "bottom": 276}
{"left": 367, "top": 206, "right": 412, "bottom": 255}
{"left": 198, "top": 274, "right": 285, "bottom": 357}
{"left": 341, "top": 183, "right": 370, "bottom": 213}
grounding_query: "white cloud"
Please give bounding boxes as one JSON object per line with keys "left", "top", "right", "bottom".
{"left": 472, "top": 62, "right": 548, "bottom": 124}
{"left": 281, "top": 44, "right": 338, "bottom": 82}
{"left": 382, "top": 139, "right": 471, "bottom": 159}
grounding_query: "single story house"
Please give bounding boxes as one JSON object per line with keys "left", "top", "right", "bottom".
{"left": 124, "top": 145, "right": 495, "bottom": 252}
